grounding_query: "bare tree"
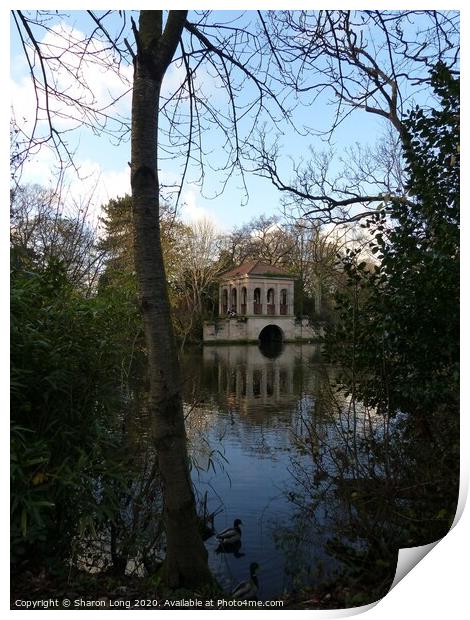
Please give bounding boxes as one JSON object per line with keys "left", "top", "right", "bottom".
{"left": 171, "top": 219, "right": 222, "bottom": 347}
{"left": 10, "top": 183, "right": 104, "bottom": 293}
{"left": 252, "top": 10, "right": 459, "bottom": 224}
{"left": 12, "top": 9, "right": 296, "bottom": 588}
{"left": 11, "top": 10, "right": 132, "bottom": 179}
{"left": 221, "top": 214, "right": 294, "bottom": 266}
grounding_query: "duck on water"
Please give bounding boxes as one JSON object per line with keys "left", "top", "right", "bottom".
{"left": 232, "top": 562, "right": 260, "bottom": 600}
{"left": 216, "top": 518, "right": 242, "bottom": 545}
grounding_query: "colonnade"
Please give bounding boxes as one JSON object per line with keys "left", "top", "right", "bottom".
{"left": 219, "top": 281, "right": 294, "bottom": 316}
{"left": 217, "top": 363, "right": 294, "bottom": 401}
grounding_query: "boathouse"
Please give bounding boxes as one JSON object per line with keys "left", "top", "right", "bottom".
{"left": 203, "top": 261, "right": 320, "bottom": 343}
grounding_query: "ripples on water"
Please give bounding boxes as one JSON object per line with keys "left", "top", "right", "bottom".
{"left": 80, "top": 340, "right": 455, "bottom": 605}
{"left": 183, "top": 343, "right": 348, "bottom": 601}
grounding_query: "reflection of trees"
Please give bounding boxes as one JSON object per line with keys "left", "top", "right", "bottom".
{"left": 185, "top": 404, "right": 228, "bottom": 473}
{"left": 280, "top": 370, "right": 458, "bottom": 607}
{"left": 183, "top": 346, "right": 324, "bottom": 462}
{"left": 180, "top": 344, "right": 458, "bottom": 606}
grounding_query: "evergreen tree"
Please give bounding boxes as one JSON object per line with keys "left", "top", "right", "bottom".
{"left": 331, "top": 63, "right": 459, "bottom": 419}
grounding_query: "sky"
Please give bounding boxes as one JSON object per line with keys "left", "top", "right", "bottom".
{"left": 8, "top": 6, "right": 398, "bottom": 232}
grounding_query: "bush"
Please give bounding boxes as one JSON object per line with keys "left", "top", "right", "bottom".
{"left": 11, "top": 256, "right": 142, "bottom": 573}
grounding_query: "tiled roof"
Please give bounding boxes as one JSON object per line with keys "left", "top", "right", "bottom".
{"left": 220, "top": 261, "right": 293, "bottom": 279}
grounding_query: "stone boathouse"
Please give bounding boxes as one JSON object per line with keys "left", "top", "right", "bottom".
{"left": 203, "top": 261, "right": 320, "bottom": 343}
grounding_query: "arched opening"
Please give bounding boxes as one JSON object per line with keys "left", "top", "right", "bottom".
{"left": 241, "top": 286, "right": 247, "bottom": 315}
{"left": 231, "top": 288, "right": 237, "bottom": 313}
{"left": 267, "top": 288, "right": 275, "bottom": 315}
{"left": 259, "top": 324, "right": 284, "bottom": 344}
{"left": 253, "top": 287, "right": 262, "bottom": 314}
{"left": 258, "top": 324, "right": 284, "bottom": 358}
{"left": 280, "top": 289, "right": 288, "bottom": 315}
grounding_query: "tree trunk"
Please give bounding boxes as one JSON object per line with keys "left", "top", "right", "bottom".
{"left": 130, "top": 10, "right": 212, "bottom": 589}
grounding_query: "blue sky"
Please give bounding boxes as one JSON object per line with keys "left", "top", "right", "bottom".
{"left": 9, "top": 8, "right": 444, "bottom": 231}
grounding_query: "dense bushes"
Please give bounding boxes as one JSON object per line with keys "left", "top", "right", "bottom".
{"left": 318, "top": 65, "right": 459, "bottom": 604}
{"left": 11, "top": 255, "right": 143, "bottom": 573}
{"left": 328, "top": 64, "right": 459, "bottom": 420}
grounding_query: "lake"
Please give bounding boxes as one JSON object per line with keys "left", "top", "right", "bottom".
{"left": 182, "top": 343, "right": 350, "bottom": 602}
{"left": 82, "top": 340, "right": 454, "bottom": 607}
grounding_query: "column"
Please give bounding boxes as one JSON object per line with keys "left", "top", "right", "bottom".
{"left": 275, "top": 283, "right": 280, "bottom": 316}
{"left": 261, "top": 367, "right": 267, "bottom": 402}
{"left": 287, "top": 367, "right": 294, "bottom": 394}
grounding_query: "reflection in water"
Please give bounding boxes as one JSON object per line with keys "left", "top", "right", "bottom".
{"left": 183, "top": 343, "right": 457, "bottom": 606}
{"left": 202, "top": 344, "right": 313, "bottom": 417}
{"left": 215, "top": 540, "right": 245, "bottom": 559}
{"left": 258, "top": 339, "right": 284, "bottom": 359}
{"left": 183, "top": 343, "right": 336, "bottom": 600}
{"left": 80, "top": 341, "right": 455, "bottom": 606}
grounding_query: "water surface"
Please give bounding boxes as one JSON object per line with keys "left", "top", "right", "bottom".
{"left": 182, "top": 343, "right": 337, "bottom": 601}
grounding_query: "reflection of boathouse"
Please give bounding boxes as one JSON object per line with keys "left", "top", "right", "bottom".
{"left": 203, "top": 344, "right": 320, "bottom": 414}
{"left": 203, "top": 261, "right": 319, "bottom": 343}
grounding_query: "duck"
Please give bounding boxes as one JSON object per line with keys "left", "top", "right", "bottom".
{"left": 216, "top": 518, "right": 242, "bottom": 545}
{"left": 215, "top": 539, "right": 244, "bottom": 558}
{"left": 232, "top": 562, "right": 260, "bottom": 600}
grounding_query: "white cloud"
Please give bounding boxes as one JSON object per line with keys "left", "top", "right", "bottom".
{"left": 74, "top": 161, "right": 131, "bottom": 211}
{"left": 11, "top": 18, "right": 135, "bottom": 225}
{"left": 40, "top": 22, "right": 133, "bottom": 119}
{"left": 10, "top": 74, "right": 40, "bottom": 130}
{"left": 100, "top": 167, "right": 131, "bottom": 202}
{"left": 11, "top": 20, "right": 132, "bottom": 152}
{"left": 180, "top": 188, "right": 221, "bottom": 231}
{"left": 10, "top": 17, "right": 226, "bottom": 234}
{"left": 16, "top": 155, "right": 130, "bottom": 226}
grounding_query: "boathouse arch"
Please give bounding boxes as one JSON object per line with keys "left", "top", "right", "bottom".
{"left": 258, "top": 324, "right": 284, "bottom": 344}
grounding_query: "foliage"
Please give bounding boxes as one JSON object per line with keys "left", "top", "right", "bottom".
{"left": 170, "top": 219, "right": 225, "bottom": 344}
{"left": 98, "top": 195, "right": 343, "bottom": 342}
{"left": 11, "top": 184, "right": 103, "bottom": 293}
{"left": 316, "top": 64, "right": 459, "bottom": 605}
{"left": 219, "top": 215, "right": 342, "bottom": 320}
{"left": 97, "top": 194, "right": 135, "bottom": 286}
{"left": 10, "top": 254, "right": 143, "bottom": 572}
{"left": 328, "top": 63, "right": 459, "bottom": 419}
{"left": 286, "top": 372, "right": 458, "bottom": 608}
{"left": 98, "top": 194, "right": 220, "bottom": 344}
